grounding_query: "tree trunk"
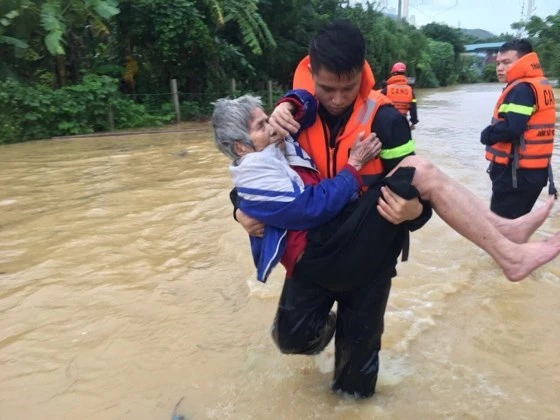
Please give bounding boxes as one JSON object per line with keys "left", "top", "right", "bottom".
{"left": 55, "top": 54, "right": 66, "bottom": 88}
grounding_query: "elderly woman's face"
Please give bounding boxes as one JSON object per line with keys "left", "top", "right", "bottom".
{"left": 248, "top": 108, "right": 276, "bottom": 152}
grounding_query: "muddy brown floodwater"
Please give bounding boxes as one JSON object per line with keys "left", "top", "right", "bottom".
{"left": 1, "top": 84, "right": 559, "bottom": 419}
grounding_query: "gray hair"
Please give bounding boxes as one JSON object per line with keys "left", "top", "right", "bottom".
{"left": 212, "top": 94, "right": 263, "bottom": 160}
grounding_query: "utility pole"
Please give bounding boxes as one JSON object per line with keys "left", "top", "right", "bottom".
{"left": 526, "top": 0, "right": 536, "bottom": 20}
{"left": 397, "top": 0, "right": 409, "bottom": 22}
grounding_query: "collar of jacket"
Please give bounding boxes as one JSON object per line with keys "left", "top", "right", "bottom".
{"left": 292, "top": 55, "right": 376, "bottom": 103}
{"left": 506, "top": 52, "right": 544, "bottom": 83}
{"left": 386, "top": 74, "right": 408, "bottom": 85}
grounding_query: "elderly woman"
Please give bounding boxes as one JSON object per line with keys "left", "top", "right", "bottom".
{"left": 213, "top": 94, "right": 384, "bottom": 283}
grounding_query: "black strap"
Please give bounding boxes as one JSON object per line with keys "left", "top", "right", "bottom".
{"left": 548, "top": 163, "right": 558, "bottom": 198}
{"left": 401, "top": 231, "right": 410, "bottom": 262}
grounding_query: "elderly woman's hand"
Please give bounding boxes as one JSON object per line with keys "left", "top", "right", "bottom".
{"left": 347, "top": 132, "right": 382, "bottom": 171}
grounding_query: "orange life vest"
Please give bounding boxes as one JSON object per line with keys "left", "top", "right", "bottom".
{"left": 485, "top": 52, "right": 556, "bottom": 170}
{"left": 292, "top": 56, "right": 393, "bottom": 187}
{"left": 384, "top": 74, "right": 413, "bottom": 116}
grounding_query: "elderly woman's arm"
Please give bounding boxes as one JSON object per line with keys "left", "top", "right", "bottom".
{"left": 234, "top": 154, "right": 361, "bottom": 231}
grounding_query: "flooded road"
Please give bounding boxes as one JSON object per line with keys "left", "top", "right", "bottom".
{"left": 1, "top": 84, "right": 559, "bottom": 419}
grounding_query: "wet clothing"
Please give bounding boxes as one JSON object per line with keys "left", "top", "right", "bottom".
{"left": 230, "top": 139, "right": 428, "bottom": 289}
{"left": 381, "top": 74, "right": 418, "bottom": 125}
{"left": 229, "top": 60, "right": 432, "bottom": 397}
{"left": 272, "top": 268, "right": 391, "bottom": 398}
{"left": 296, "top": 167, "right": 423, "bottom": 292}
{"left": 272, "top": 167, "right": 424, "bottom": 398}
{"left": 481, "top": 52, "right": 556, "bottom": 218}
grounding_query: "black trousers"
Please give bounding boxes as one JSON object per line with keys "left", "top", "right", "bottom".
{"left": 271, "top": 273, "right": 392, "bottom": 398}
{"left": 488, "top": 163, "right": 548, "bottom": 219}
{"left": 490, "top": 186, "right": 543, "bottom": 219}
{"left": 270, "top": 167, "right": 421, "bottom": 398}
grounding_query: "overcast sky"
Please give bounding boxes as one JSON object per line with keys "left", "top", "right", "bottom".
{"left": 357, "top": 0, "right": 560, "bottom": 35}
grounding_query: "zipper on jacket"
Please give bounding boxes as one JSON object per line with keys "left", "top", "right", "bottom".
{"left": 320, "top": 107, "right": 350, "bottom": 179}
{"left": 321, "top": 120, "right": 333, "bottom": 179}
{"left": 332, "top": 143, "right": 340, "bottom": 177}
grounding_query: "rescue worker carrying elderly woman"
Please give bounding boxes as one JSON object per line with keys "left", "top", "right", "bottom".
{"left": 221, "top": 21, "right": 560, "bottom": 400}
{"left": 213, "top": 93, "right": 560, "bottom": 400}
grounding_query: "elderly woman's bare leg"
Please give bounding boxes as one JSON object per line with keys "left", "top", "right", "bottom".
{"left": 394, "top": 155, "right": 560, "bottom": 281}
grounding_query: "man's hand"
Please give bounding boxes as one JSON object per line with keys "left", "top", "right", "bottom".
{"left": 235, "top": 209, "right": 265, "bottom": 237}
{"left": 409, "top": 124, "right": 416, "bottom": 131}
{"left": 269, "top": 102, "right": 300, "bottom": 139}
{"left": 377, "top": 186, "right": 423, "bottom": 224}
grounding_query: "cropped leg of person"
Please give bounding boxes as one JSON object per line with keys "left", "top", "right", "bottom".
{"left": 331, "top": 274, "right": 392, "bottom": 398}
{"left": 394, "top": 155, "right": 560, "bottom": 282}
{"left": 271, "top": 276, "right": 336, "bottom": 355}
{"left": 490, "top": 186, "right": 543, "bottom": 219}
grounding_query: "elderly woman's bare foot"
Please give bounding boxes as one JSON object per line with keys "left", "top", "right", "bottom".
{"left": 497, "top": 196, "right": 554, "bottom": 244}
{"left": 502, "top": 230, "right": 560, "bottom": 281}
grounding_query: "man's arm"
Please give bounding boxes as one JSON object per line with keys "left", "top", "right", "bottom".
{"left": 373, "top": 105, "right": 432, "bottom": 229}
{"left": 373, "top": 105, "right": 416, "bottom": 174}
{"left": 480, "top": 83, "right": 535, "bottom": 145}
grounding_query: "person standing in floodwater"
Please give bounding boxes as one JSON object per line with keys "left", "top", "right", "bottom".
{"left": 381, "top": 62, "right": 419, "bottom": 131}
{"left": 481, "top": 39, "right": 557, "bottom": 219}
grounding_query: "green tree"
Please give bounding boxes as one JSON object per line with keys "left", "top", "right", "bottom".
{"left": 513, "top": 11, "right": 560, "bottom": 80}
{"left": 421, "top": 22, "right": 464, "bottom": 58}
{"left": 114, "top": 0, "right": 276, "bottom": 97}
{"left": 0, "top": 0, "right": 119, "bottom": 86}
{"left": 248, "top": 0, "right": 337, "bottom": 88}
{"left": 339, "top": 2, "right": 430, "bottom": 87}
{"left": 427, "top": 39, "right": 456, "bottom": 86}
{"left": 482, "top": 63, "right": 497, "bottom": 82}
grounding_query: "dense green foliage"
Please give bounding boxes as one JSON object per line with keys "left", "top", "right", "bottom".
{"left": 0, "top": 0, "right": 558, "bottom": 143}
{"left": 0, "top": 75, "right": 171, "bottom": 143}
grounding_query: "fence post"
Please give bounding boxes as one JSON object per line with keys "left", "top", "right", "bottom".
{"left": 267, "top": 80, "right": 273, "bottom": 109}
{"left": 170, "top": 79, "right": 181, "bottom": 124}
{"left": 107, "top": 101, "right": 115, "bottom": 132}
{"left": 231, "top": 78, "right": 236, "bottom": 97}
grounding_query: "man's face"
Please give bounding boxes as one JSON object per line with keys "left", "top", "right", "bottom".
{"left": 495, "top": 50, "right": 520, "bottom": 83}
{"left": 247, "top": 108, "right": 276, "bottom": 152}
{"left": 311, "top": 67, "right": 361, "bottom": 116}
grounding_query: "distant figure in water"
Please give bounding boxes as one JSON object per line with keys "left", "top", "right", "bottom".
{"left": 381, "top": 61, "right": 419, "bottom": 131}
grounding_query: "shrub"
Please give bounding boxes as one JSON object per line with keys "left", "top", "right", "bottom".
{"left": 482, "top": 64, "right": 498, "bottom": 82}
{"left": 0, "top": 75, "right": 173, "bottom": 144}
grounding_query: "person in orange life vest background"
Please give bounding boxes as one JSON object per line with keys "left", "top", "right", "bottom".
{"left": 481, "top": 39, "right": 557, "bottom": 219}
{"left": 381, "top": 62, "right": 419, "bottom": 130}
